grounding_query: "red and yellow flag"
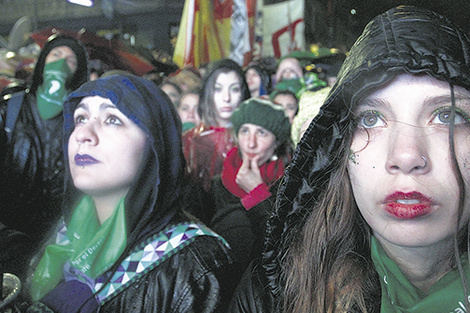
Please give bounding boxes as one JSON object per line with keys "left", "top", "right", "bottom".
{"left": 173, "top": 0, "right": 257, "bottom": 68}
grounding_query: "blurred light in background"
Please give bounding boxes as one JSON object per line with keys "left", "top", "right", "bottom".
{"left": 67, "top": 0, "right": 94, "bottom": 7}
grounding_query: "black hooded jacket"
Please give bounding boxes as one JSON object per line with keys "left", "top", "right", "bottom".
{"left": 0, "top": 35, "right": 88, "bottom": 280}
{"left": 228, "top": 6, "right": 470, "bottom": 312}
{"left": 27, "top": 74, "right": 235, "bottom": 313}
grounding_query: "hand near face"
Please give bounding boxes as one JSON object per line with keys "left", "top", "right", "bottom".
{"left": 236, "top": 154, "right": 264, "bottom": 193}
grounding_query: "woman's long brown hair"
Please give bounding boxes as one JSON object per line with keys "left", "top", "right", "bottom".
{"left": 283, "top": 127, "right": 381, "bottom": 312}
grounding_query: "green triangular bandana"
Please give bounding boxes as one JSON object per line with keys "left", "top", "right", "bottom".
{"left": 36, "top": 58, "right": 72, "bottom": 120}
{"left": 31, "top": 196, "right": 127, "bottom": 301}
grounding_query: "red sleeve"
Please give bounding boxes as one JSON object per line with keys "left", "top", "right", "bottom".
{"left": 241, "top": 183, "right": 272, "bottom": 210}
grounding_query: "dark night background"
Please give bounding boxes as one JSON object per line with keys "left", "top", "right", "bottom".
{"left": 304, "top": 0, "right": 470, "bottom": 51}
{"left": 0, "top": 1, "right": 469, "bottom": 59}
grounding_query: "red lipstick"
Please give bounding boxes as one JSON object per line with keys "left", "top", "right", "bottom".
{"left": 384, "top": 191, "right": 432, "bottom": 219}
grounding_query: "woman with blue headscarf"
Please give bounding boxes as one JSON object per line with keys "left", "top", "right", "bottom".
{"left": 25, "top": 74, "right": 234, "bottom": 312}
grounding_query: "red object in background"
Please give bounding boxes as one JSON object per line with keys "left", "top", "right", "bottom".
{"left": 31, "top": 27, "right": 155, "bottom": 76}
{"left": 0, "top": 76, "right": 14, "bottom": 92}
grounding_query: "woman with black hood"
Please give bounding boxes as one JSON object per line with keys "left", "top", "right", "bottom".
{"left": 210, "top": 97, "right": 291, "bottom": 276}
{"left": 0, "top": 34, "right": 88, "bottom": 280}
{"left": 25, "top": 74, "right": 234, "bottom": 312}
{"left": 229, "top": 5, "right": 470, "bottom": 313}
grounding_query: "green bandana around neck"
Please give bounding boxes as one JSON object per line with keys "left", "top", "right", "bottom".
{"left": 36, "top": 58, "right": 72, "bottom": 120}
{"left": 371, "top": 236, "right": 470, "bottom": 313}
{"left": 31, "top": 196, "right": 127, "bottom": 301}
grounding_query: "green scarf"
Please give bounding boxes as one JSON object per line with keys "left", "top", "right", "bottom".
{"left": 31, "top": 196, "right": 127, "bottom": 301}
{"left": 371, "top": 236, "right": 470, "bottom": 312}
{"left": 36, "top": 58, "right": 72, "bottom": 120}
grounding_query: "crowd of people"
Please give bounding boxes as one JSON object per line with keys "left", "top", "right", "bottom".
{"left": 0, "top": 4, "right": 470, "bottom": 313}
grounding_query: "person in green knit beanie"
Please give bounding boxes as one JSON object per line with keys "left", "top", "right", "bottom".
{"left": 209, "top": 97, "right": 291, "bottom": 278}
{"left": 270, "top": 73, "right": 327, "bottom": 124}
{"left": 231, "top": 97, "right": 292, "bottom": 145}
{"left": 269, "top": 79, "right": 302, "bottom": 124}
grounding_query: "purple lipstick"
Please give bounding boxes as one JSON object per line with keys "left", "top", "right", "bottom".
{"left": 74, "top": 154, "right": 99, "bottom": 167}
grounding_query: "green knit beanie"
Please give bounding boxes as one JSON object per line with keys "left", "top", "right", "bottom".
{"left": 231, "top": 98, "right": 291, "bottom": 143}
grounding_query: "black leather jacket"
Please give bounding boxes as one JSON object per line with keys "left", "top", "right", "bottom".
{"left": 0, "top": 91, "right": 64, "bottom": 260}
{"left": 210, "top": 176, "right": 278, "bottom": 269}
{"left": 227, "top": 261, "right": 277, "bottom": 313}
{"left": 24, "top": 211, "right": 236, "bottom": 313}
{"left": 99, "top": 214, "right": 235, "bottom": 313}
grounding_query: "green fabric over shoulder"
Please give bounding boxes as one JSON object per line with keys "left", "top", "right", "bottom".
{"left": 31, "top": 196, "right": 127, "bottom": 301}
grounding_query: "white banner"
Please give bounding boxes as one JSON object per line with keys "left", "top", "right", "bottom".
{"left": 261, "top": 0, "right": 305, "bottom": 58}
